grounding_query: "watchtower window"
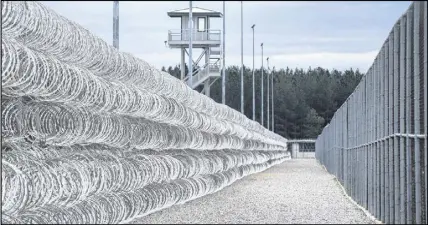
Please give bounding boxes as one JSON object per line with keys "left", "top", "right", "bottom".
{"left": 198, "top": 17, "right": 206, "bottom": 32}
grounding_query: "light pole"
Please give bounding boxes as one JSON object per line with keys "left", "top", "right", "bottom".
{"left": 267, "top": 56, "right": 270, "bottom": 130}
{"left": 188, "top": 1, "right": 193, "bottom": 87}
{"left": 113, "top": 1, "right": 119, "bottom": 49}
{"left": 240, "top": 1, "right": 244, "bottom": 114}
{"left": 261, "top": 42, "right": 264, "bottom": 127}
{"left": 222, "top": 1, "right": 226, "bottom": 105}
{"left": 251, "top": 24, "right": 255, "bottom": 121}
{"left": 271, "top": 66, "right": 274, "bottom": 132}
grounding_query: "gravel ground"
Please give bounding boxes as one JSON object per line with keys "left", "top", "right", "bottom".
{"left": 130, "top": 159, "right": 376, "bottom": 224}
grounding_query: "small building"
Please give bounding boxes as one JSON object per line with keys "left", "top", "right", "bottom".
{"left": 166, "top": 7, "right": 223, "bottom": 97}
{"left": 287, "top": 139, "right": 316, "bottom": 158}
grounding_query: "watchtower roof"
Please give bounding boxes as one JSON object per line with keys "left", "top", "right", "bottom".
{"left": 167, "top": 7, "right": 222, "bottom": 17}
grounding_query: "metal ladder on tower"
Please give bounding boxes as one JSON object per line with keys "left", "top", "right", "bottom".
{"left": 184, "top": 45, "right": 222, "bottom": 89}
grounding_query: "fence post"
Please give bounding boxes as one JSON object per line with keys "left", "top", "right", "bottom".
{"left": 393, "top": 21, "right": 400, "bottom": 224}
{"left": 423, "top": 2, "right": 427, "bottom": 224}
{"left": 413, "top": 2, "right": 421, "bottom": 223}
{"left": 399, "top": 14, "right": 407, "bottom": 224}
{"left": 388, "top": 30, "right": 394, "bottom": 224}
{"left": 405, "top": 5, "right": 414, "bottom": 224}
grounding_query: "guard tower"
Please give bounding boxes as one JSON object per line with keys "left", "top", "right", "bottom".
{"left": 167, "top": 7, "right": 223, "bottom": 97}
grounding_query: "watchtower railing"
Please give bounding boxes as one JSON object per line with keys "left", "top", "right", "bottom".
{"left": 168, "top": 29, "right": 221, "bottom": 42}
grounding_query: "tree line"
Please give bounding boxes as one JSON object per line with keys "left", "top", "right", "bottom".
{"left": 162, "top": 64, "right": 363, "bottom": 139}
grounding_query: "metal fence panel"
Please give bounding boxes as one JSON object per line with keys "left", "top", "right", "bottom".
{"left": 413, "top": 3, "right": 422, "bottom": 223}
{"left": 399, "top": 15, "right": 407, "bottom": 224}
{"left": 315, "top": 2, "right": 426, "bottom": 224}
{"left": 423, "top": 1, "right": 427, "bottom": 223}
{"left": 405, "top": 6, "right": 414, "bottom": 224}
{"left": 393, "top": 22, "right": 400, "bottom": 224}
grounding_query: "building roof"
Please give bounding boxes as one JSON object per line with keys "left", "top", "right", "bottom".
{"left": 167, "top": 7, "right": 222, "bottom": 17}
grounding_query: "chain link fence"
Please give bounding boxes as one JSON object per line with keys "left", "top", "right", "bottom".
{"left": 315, "top": 1, "right": 427, "bottom": 224}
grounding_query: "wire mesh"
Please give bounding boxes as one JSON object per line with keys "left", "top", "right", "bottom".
{"left": 315, "top": 2, "right": 427, "bottom": 224}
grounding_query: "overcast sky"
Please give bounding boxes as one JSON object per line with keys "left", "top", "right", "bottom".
{"left": 41, "top": 1, "right": 411, "bottom": 73}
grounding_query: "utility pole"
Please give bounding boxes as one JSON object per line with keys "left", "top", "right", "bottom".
{"left": 251, "top": 24, "right": 255, "bottom": 121}
{"left": 222, "top": 1, "right": 226, "bottom": 105}
{"left": 267, "top": 56, "right": 270, "bottom": 130}
{"left": 240, "top": 1, "right": 244, "bottom": 114}
{"left": 113, "top": 1, "right": 119, "bottom": 49}
{"left": 261, "top": 42, "right": 264, "bottom": 127}
{"left": 272, "top": 66, "right": 275, "bottom": 132}
{"left": 188, "top": 1, "right": 193, "bottom": 87}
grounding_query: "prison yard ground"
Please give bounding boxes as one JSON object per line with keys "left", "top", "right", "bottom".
{"left": 131, "top": 159, "right": 377, "bottom": 224}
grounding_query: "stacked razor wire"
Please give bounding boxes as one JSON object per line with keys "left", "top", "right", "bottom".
{"left": 1, "top": 1, "right": 289, "bottom": 224}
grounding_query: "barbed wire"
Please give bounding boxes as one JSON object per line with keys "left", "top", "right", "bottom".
{"left": 2, "top": 98, "right": 287, "bottom": 150}
{"left": 2, "top": 142, "right": 289, "bottom": 223}
{"left": 1, "top": 1, "right": 290, "bottom": 224}
{"left": 1, "top": 1, "right": 287, "bottom": 145}
{"left": 1, "top": 38, "right": 285, "bottom": 147}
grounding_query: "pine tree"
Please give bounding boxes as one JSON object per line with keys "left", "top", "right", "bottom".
{"left": 160, "top": 64, "right": 362, "bottom": 139}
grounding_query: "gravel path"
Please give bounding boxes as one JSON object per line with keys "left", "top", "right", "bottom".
{"left": 130, "top": 159, "right": 376, "bottom": 224}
